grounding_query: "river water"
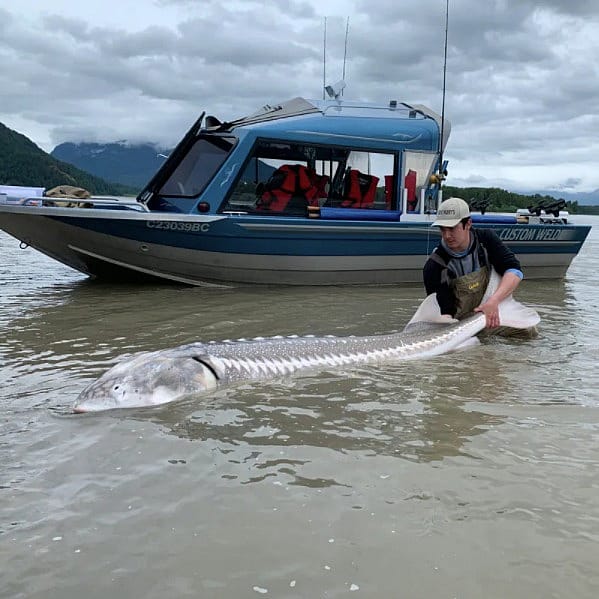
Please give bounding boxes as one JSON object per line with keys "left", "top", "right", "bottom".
{"left": 1, "top": 217, "right": 598, "bottom": 599}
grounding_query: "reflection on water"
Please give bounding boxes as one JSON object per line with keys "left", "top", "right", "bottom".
{"left": 2, "top": 224, "right": 599, "bottom": 599}
{"left": 141, "top": 355, "right": 510, "bottom": 474}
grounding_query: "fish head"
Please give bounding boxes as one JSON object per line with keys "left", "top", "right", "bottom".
{"left": 73, "top": 350, "right": 219, "bottom": 413}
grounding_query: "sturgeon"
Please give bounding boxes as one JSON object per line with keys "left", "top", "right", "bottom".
{"left": 73, "top": 271, "right": 539, "bottom": 412}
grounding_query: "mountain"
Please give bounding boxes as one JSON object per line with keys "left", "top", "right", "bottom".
{"left": 51, "top": 141, "right": 170, "bottom": 189}
{"left": 51, "top": 141, "right": 276, "bottom": 189}
{"left": 0, "top": 123, "right": 136, "bottom": 195}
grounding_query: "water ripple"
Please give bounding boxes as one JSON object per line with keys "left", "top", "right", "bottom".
{"left": 2, "top": 224, "right": 599, "bottom": 598}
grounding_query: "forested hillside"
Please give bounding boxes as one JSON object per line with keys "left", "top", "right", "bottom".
{"left": 0, "top": 123, "right": 136, "bottom": 195}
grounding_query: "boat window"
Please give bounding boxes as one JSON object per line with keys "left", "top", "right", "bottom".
{"left": 402, "top": 151, "right": 436, "bottom": 212}
{"left": 221, "top": 140, "right": 397, "bottom": 214}
{"left": 158, "top": 136, "right": 234, "bottom": 198}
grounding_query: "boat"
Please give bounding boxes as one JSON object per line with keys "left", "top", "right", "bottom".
{"left": 0, "top": 94, "right": 591, "bottom": 286}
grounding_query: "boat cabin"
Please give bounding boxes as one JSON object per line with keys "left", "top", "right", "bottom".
{"left": 139, "top": 97, "right": 449, "bottom": 219}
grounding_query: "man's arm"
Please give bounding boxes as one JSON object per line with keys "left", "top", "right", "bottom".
{"left": 478, "top": 229, "right": 522, "bottom": 275}
{"left": 423, "top": 255, "right": 456, "bottom": 317}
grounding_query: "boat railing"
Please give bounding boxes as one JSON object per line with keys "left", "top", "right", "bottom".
{"left": 0, "top": 195, "right": 149, "bottom": 212}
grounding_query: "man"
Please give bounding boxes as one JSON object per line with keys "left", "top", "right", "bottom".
{"left": 423, "top": 197, "right": 523, "bottom": 328}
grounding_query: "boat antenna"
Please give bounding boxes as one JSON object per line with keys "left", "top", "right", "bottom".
{"left": 438, "top": 0, "right": 449, "bottom": 178}
{"left": 341, "top": 17, "right": 350, "bottom": 95}
{"left": 322, "top": 17, "right": 327, "bottom": 100}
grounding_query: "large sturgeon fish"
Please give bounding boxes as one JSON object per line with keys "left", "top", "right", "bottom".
{"left": 73, "top": 271, "right": 539, "bottom": 412}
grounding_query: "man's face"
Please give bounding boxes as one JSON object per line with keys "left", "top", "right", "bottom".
{"left": 440, "top": 219, "right": 472, "bottom": 252}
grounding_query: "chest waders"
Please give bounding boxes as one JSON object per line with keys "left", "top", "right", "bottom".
{"left": 450, "top": 266, "right": 489, "bottom": 319}
{"left": 429, "top": 254, "right": 490, "bottom": 320}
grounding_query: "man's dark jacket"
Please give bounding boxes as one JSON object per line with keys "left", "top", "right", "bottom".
{"left": 423, "top": 228, "right": 521, "bottom": 317}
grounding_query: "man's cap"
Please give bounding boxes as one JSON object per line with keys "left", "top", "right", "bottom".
{"left": 431, "top": 197, "right": 471, "bottom": 227}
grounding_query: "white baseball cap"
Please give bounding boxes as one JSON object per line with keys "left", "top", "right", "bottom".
{"left": 432, "top": 197, "right": 471, "bottom": 227}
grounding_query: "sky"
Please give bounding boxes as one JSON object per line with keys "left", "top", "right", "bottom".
{"left": 1, "top": 0, "right": 599, "bottom": 194}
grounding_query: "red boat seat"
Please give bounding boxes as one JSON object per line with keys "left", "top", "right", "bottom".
{"left": 256, "top": 164, "right": 329, "bottom": 213}
{"left": 404, "top": 169, "right": 417, "bottom": 212}
{"left": 340, "top": 169, "right": 379, "bottom": 208}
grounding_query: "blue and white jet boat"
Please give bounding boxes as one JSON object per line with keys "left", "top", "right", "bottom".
{"left": 0, "top": 95, "right": 591, "bottom": 285}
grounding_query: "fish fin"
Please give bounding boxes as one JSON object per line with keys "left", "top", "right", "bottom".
{"left": 498, "top": 296, "right": 541, "bottom": 329}
{"left": 405, "top": 293, "right": 451, "bottom": 327}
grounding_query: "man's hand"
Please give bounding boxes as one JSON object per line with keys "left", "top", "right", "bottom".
{"left": 474, "top": 299, "right": 500, "bottom": 328}
{"left": 475, "top": 272, "right": 522, "bottom": 328}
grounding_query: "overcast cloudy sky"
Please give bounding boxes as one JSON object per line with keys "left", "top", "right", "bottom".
{"left": 1, "top": 0, "right": 598, "bottom": 193}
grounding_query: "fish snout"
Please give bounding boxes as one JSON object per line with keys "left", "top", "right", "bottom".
{"left": 71, "top": 354, "right": 220, "bottom": 412}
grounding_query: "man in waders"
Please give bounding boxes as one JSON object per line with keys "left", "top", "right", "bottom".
{"left": 423, "top": 197, "right": 523, "bottom": 328}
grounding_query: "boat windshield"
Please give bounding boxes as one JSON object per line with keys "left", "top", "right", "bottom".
{"left": 158, "top": 135, "right": 235, "bottom": 198}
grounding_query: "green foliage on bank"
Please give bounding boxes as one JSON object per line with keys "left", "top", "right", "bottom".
{"left": 0, "top": 123, "right": 137, "bottom": 195}
{"left": 442, "top": 185, "right": 599, "bottom": 214}
{"left": 570, "top": 203, "right": 599, "bottom": 215}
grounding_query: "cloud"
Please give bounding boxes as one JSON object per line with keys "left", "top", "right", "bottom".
{"left": 1, "top": 0, "right": 598, "bottom": 191}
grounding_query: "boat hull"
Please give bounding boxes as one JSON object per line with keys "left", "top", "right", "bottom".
{"left": 0, "top": 206, "right": 591, "bottom": 285}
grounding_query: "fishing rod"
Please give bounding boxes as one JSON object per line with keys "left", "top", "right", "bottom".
{"left": 438, "top": 0, "right": 449, "bottom": 180}
{"left": 322, "top": 17, "right": 327, "bottom": 100}
{"left": 341, "top": 17, "right": 349, "bottom": 95}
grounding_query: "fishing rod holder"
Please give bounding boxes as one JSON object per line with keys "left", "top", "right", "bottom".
{"left": 527, "top": 199, "right": 566, "bottom": 217}
{"left": 468, "top": 197, "right": 492, "bottom": 215}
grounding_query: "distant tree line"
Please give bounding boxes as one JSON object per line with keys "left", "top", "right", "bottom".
{"left": 442, "top": 185, "right": 599, "bottom": 214}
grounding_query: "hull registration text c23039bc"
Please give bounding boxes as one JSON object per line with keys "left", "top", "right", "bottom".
{"left": 146, "top": 221, "right": 211, "bottom": 232}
